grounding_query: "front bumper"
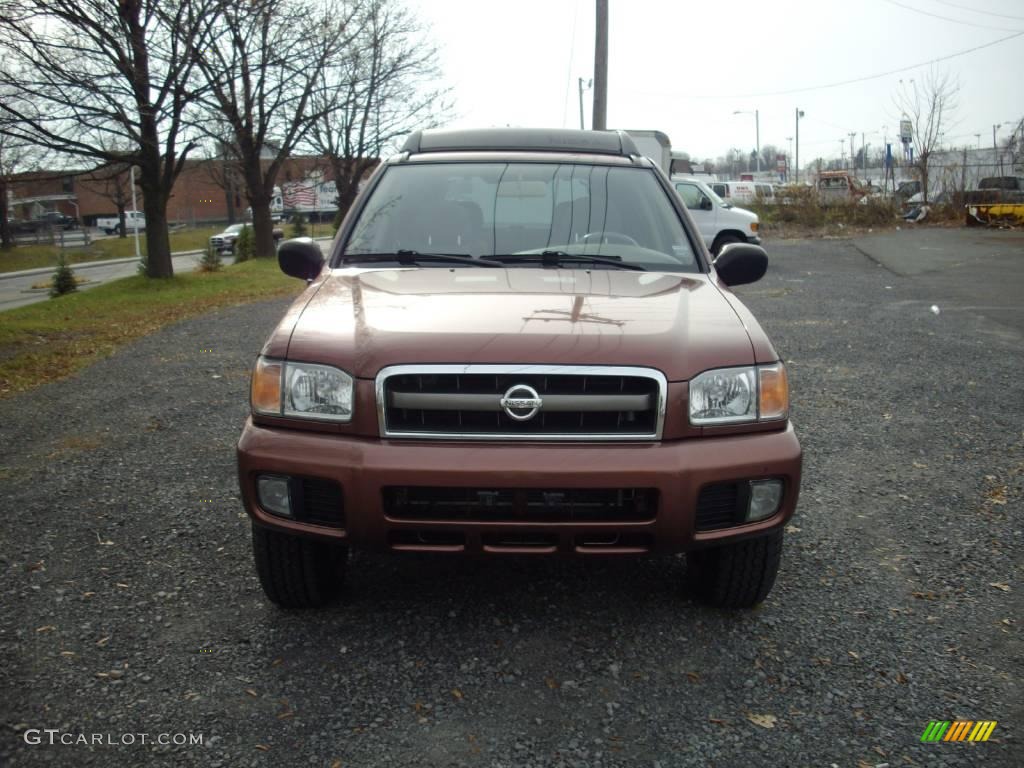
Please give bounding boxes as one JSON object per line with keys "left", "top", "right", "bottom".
{"left": 746, "top": 234, "right": 762, "bottom": 245}
{"left": 237, "top": 419, "right": 801, "bottom": 555}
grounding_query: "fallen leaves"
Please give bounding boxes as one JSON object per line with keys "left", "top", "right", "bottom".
{"left": 36, "top": 625, "right": 56, "bottom": 633}
{"left": 685, "top": 672, "right": 700, "bottom": 683}
{"left": 989, "top": 582, "right": 1010, "bottom": 592}
{"left": 746, "top": 713, "right": 777, "bottom": 729}
{"left": 245, "top": 688, "right": 258, "bottom": 698}
{"left": 451, "top": 688, "right": 463, "bottom": 700}
{"left": 544, "top": 677, "right": 559, "bottom": 690}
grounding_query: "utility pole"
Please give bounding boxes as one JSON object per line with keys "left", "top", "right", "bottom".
{"left": 848, "top": 132, "right": 856, "bottom": 173}
{"left": 861, "top": 133, "right": 866, "bottom": 178}
{"left": 786, "top": 136, "right": 793, "bottom": 181}
{"left": 577, "top": 77, "right": 592, "bottom": 130}
{"left": 755, "top": 109, "right": 760, "bottom": 173}
{"left": 795, "top": 108, "right": 804, "bottom": 184}
{"left": 592, "top": 0, "right": 608, "bottom": 131}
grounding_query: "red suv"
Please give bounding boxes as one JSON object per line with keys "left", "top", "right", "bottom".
{"left": 237, "top": 128, "right": 801, "bottom": 609}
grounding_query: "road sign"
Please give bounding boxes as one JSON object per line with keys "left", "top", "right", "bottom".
{"left": 900, "top": 119, "right": 913, "bottom": 144}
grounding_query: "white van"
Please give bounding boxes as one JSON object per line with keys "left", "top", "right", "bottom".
{"left": 672, "top": 178, "right": 761, "bottom": 254}
{"left": 710, "top": 181, "right": 775, "bottom": 205}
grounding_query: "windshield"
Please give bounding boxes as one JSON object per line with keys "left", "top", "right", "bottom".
{"left": 343, "top": 163, "right": 699, "bottom": 271}
{"left": 226, "top": 224, "right": 245, "bottom": 234}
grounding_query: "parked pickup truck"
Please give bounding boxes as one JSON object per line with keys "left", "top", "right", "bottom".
{"left": 238, "top": 127, "right": 801, "bottom": 611}
{"left": 9, "top": 211, "right": 78, "bottom": 233}
{"left": 96, "top": 211, "right": 146, "bottom": 235}
{"left": 209, "top": 222, "right": 285, "bottom": 253}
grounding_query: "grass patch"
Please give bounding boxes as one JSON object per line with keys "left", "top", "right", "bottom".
{"left": 0, "top": 258, "right": 300, "bottom": 398}
{"left": 0, "top": 226, "right": 222, "bottom": 273}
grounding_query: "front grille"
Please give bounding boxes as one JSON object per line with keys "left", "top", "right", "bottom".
{"left": 377, "top": 365, "right": 665, "bottom": 440}
{"left": 383, "top": 486, "right": 657, "bottom": 523}
{"left": 694, "top": 482, "right": 746, "bottom": 531}
{"left": 294, "top": 477, "right": 345, "bottom": 527}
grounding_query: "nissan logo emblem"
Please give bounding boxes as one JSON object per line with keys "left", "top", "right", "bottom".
{"left": 500, "top": 384, "right": 543, "bottom": 422}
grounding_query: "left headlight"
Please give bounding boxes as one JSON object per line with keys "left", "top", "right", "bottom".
{"left": 689, "top": 362, "right": 788, "bottom": 426}
{"left": 251, "top": 357, "right": 354, "bottom": 422}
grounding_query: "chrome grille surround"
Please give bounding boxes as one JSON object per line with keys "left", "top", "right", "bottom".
{"left": 376, "top": 364, "right": 667, "bottom": 441}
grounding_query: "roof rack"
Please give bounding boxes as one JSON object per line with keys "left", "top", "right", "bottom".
{"left": 401, "top": 128, "right": 639, "bottom": 158}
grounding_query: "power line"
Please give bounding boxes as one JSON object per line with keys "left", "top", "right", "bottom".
{"left": 932, "top": 0, "right": 1024, "bottom": 22}
{"left": 881, "top": 0, "right": 1023, "bottom": 32}
{"left": 731, "top": 31, "right": 1024, "bottom": 98}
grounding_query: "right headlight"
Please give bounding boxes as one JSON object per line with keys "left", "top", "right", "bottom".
{"left": 251, "top": 357, "right": 354, "bottom": 422}
{"left": 689, "top": 362, "right": 788, "bottom": 426}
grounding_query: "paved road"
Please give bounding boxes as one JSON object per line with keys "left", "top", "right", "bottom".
{"left": 0, "top": 252, "right": 206, "bottom": 312}
{"left": 852, "top": 227, "right": 1024, "bottom": 334}
{"left": 0, "top": 238, "right": 1020, "bottom": 767}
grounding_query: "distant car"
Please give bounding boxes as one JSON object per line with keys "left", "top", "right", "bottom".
{"left": 209, "top": 222, "right": 285, "bottom": 253}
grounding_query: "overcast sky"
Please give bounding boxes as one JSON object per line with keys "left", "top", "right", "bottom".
{"left": 406, "top": 0, "right": 1024, "bottom": 163}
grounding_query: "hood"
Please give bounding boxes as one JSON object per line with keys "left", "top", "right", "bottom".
{"left": 730, "top": 206, "right": 758, "bottom": 222}
{"left": 282, "top": 268, "right": 756, "bottom": 381}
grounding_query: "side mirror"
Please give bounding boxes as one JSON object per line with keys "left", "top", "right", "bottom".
{"left": 713, "top": 243, "right": 767, "bottom": 287}
{"left": 278, "top": 237, "right": 324, "bottom": 281}
{"left": 699, "top": 196, "right": 713, "bottom": 211}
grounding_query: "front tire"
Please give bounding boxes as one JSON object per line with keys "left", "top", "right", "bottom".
{"left": 252, "top": 524, "right": 347, "bottom": 608}
{"left": 711, "top": 232, "right": 743, "bottom": 256}
{"left": 687, "top": 529, "right": 783, "bottom": 609}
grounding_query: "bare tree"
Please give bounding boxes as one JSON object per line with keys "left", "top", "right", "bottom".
{"left": 893, "top": 70, "right": 959, "bottom": 205}
{"left": 0, "top": 0, "right": 215, "bottom": 277}
{"left": 190, "top": 0, "right": 358, "bottom": 258}
{"left": 75, "top": 162, "right": 133, "bottom": 237}
{"left": 306, "top": 0, "right": 451, "bottom": 227}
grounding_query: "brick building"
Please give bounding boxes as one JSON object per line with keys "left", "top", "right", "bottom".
{"left": 7, "top": 156, "right": 372, "bottom": 226}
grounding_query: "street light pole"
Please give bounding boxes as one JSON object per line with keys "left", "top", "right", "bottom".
{"left": 577, "top": 77, "right": 592, "bottom": 130}
{"left": 795, "top": 108, "right": 804, "bottom": 184}
{"left": 129, "top": 165, "right": 141, "bottom": 263}
{"left": 755, "top": 109, "right": 760, "bottom": 173}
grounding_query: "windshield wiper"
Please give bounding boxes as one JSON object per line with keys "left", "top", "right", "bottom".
{"left": 340, "top": 250, "right": 502, "bottom": 267}
{"left": 488, "top": 250, "right": 645, "bottom": 271}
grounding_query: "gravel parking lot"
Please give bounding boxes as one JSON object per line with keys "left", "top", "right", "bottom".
{"left": 1, "top": 238, "right": 1020, "bottom": 767}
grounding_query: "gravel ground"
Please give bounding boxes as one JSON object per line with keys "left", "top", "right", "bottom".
{"left": 1, "top": 240, "right": 1020, "bottom": 767}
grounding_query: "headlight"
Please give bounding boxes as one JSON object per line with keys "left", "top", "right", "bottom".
{"left": 251, "top": 357, "right": 354, "bottom": 422}
{"left": 689, "top": 363, "right": 788, "bottom": 426}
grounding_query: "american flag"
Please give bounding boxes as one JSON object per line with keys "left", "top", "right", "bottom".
{"left": 282, "top": 182, "right": 316, "bottom": 208}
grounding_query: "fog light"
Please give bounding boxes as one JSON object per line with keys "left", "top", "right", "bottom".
{"left": 747, "top": 480, "right": 783, "bottom": 521}
{"left": 257, "top": 474, "right": 292, "bottom": 517}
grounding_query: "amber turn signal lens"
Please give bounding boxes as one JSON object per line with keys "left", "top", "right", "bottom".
{"left": 758, "top": 363, "right": 788, "bottom": 420}
{"left": 251, "top": 358, "right": 282, "bottom": 415}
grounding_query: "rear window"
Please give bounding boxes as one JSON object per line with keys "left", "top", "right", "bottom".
{"left": 344, "top": 162, "right": 699, "bottom": 272}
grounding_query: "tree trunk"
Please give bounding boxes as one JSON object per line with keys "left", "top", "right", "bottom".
{"left": 249, "top": 192, "right": 276, "bottom": 258}
{"left": 139, "top": 179, "right": 173, "bottom": 278}
{"left": 117, "top": 203, "right": 127, "bottom": 238}
{"left": 225, "top": 178, "right": 237, "bottom": 225}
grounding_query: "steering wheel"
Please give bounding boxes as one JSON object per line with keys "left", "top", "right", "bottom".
{"left": 581, "top": 231, "right": 640, "bottom": 247}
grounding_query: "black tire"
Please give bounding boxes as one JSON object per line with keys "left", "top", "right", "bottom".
{"left": 711, "top": 232, "right": 743, "bottom": 256}
{"left": 687, "top": 529, "right": 783, "bottom": 609}
{"left": 251, "top": 524, "right": 347, "bottom": 609}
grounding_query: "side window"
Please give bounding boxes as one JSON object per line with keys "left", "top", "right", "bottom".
{"left": 674, "top": 183, "right": 702, "bottom": 210}
{"left": 712, "top": 183, "right": 726, "bottom": 197}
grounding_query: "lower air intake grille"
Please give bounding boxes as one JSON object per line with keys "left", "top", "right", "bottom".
{"left": 296, "top": 477, "right": 345, "bottom": 528}
{"left": 695, "top": 482, "right": 745, "bottom": 531}
{"left": 383, "top": 486, "right": 657, "bottom": 523}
